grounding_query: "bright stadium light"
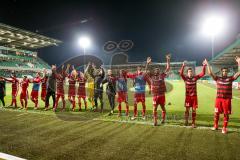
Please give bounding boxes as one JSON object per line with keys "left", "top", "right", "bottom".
{"left": 78, "top": 36, "right": 91, "bottom": 70}
{"left": 78, "top": 36, "right": 91, "bottom": 54}
{"left": 202, "top": 16, "right": 225, "bottom": 37}
{"left": 201, "top": 15, "right": 226, "bottom": 59}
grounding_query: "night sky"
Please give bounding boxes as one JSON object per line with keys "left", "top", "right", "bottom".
{"left": 1, "top": 0, "right": 240, "bottom": 66}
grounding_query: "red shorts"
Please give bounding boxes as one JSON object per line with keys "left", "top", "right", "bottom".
{"left": 117, "top": 91, "right": 128, "bottom": 103}
{"left": 12, "top": 91, "right": 17, "bottom": 98}
{"left": 56, "top": 91, "right": 64, "bottom": 96}
{"left": 78, "top": 95, "right": 86, "bottom": 99}
{"left": 56, "top": 93, "right": 65, "bottom": 99}
{"left": 68, "top": 89, "right": 76, "bottom": 97}
{"left": 78, "top": 90, "right": 86, "bottom": 98}
{"left": 20, "top": 92, "right": 28, "bottom": 100}
{"left": 134, "top": 93, "right": 145, "bottom": 103}
{"left": 185, "top": 96, "right": 198, "bottom": 109}
{"left": 215, "top": 98, "right": 232, "bottom": 114}
{"left": 31, "top": 90, "right": 39, "bottom": 99}
{"left": 41, "top": 90, "right": 47, "bottom": 98}
{"left": 153, "top": 95, "right": 165, "bottom": 106}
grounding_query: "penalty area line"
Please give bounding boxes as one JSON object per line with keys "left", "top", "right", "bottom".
{"left": 93, "top": 118, "right": 240, "bottom": 132}
{"left": 0, "top": 152, "right": 26, "bottom": 160}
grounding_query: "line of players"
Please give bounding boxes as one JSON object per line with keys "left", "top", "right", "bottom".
{"left": 0, "top": 55, "right": 240, "bottom": 134}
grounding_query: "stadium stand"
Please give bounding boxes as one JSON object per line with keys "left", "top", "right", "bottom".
{"left": 210, "top": 38, "right": 240, "bottom": 71}
{"left": 0, "top": 23, "right": 62, "bottom": 77}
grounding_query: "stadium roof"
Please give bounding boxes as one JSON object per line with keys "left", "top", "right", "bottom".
{"left": 210, "top": 38, "right": 240, "bottom": 66}
{"left": 0, "top": 23, "right": 62, "bottom": 49}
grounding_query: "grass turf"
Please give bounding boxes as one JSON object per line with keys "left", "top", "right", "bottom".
{"left": 0, "top": 80, "right": 240, "bottom": 160}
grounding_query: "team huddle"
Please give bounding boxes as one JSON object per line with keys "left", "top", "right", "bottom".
{"left": 0, "top": 55, "right": 240, "bottom": 134}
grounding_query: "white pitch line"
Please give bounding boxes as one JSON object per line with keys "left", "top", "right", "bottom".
{"left": 0, "top": 152, "right": 26, "bottom": 160}
{"left": 93, "top": 118, "right": 240, "bottom": 132}
{"left": 16, "top": 113, "right": 29, "bottom": 117}
{"left": 233, "top": 96, "right": 240, "bottom": 100}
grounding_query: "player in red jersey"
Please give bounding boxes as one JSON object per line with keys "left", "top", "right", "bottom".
{"left": 77, "top": 71, "right": 88, "bottom": 111}
{"left": 180, "top": 59, "right": 207, "bottom": 127}
{"left": 41, "top": 69, "right": 48, "bottom": 102}
{"left": 127, "top": 58, "right": 151, "bottom": 120}
{"left": 3, "top": 71, "right": 19, "bottom": 108}
{"left": 53, "top": 64, "right": 69, "bottom": 112}
{"left": 146, "top": 55, "right": 170, "bottom": 126}
{"left": 77, "top": 63, "right": 90, "bottom": 111}
{"left": 67, "top": 65, "right": 78, "bottom": 111}
{"left": 30, "top": 72, "right": 42, "bottom": 109}
{"left": 19, "top": 76, "right": 30, "bottom": 110}
{"left": 116, "top": 69, "right": 129, "bottom": 117}
{"left": 206, "top": 57, "right": 240, "bottom": 134}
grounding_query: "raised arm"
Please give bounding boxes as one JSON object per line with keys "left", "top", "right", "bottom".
{"left": 42, "top": 68, "right": 47, "bottom": 77}
{"left": 65, "top": 64, "right": 71, "bottom": 75}
{"left": 3, "top": 77, "right": 13, "bottom": 82}
{"left": 206, "top": 59, "right": 217, "bottom": 80}
{"left": 196, "top": 59, "right": 207, "bottom": 79}
{"left": 92, "top": 63, "right": 97, "bottom": 72}
{"left": 16, "top": 80, "right": 19, "bottom": 96}
{"left": 164, "top": 54, "right": 171, "bottom": 73}
{"left": 101, "top": 77, "right": 108, "bottom": 85}
{"left": 180, "top": 61, "right": 186, "bottom": 80}
{"left": 145, "top": 57, "right": 152, "bottom": 73}
{"left": 100, "top": 65, "right": 105, "bottom": 79}
{"left": 90, "top": 63, "right": 98, "bottom": 78}
{"left": 144, "top": 73, "right": 151, "bottom": 94}
{"left": 233, "top": 56, "right": 240, "bottom": 80}
{"left": 41, "top": 68, "right": 47, "bottom": 80}
{"left": 84, "top": 62, "right": 91, "bottom": 74}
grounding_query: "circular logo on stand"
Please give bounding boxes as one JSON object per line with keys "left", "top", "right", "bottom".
{"left": 118, "top": 40, "right": 133, "bottom": 51}
{"left": 103, "top": 40, "right": 134, "bottom": 54}
{"left": 103, "top": 41, "right": 118, "bottom": 53}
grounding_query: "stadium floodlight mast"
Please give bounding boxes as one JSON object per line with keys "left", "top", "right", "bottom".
{"left": 201, "top": 15, "right": 226, "bottom": 59}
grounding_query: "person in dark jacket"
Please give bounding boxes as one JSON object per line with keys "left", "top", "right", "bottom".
{"left": 101, "top": 69, "right": 117, "bottom": 115}
{"left": 92, "top": 63, "right": 105, "bottom": 112}
{"left": 0, "top": 77, "right": 6, "bottom": 107}
{"left": 44, "top": 65, "right": 57, "bottom": 110}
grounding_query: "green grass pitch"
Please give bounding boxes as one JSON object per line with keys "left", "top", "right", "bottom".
{"left": 0, "top": 80, "right": 240, "bottom": 160}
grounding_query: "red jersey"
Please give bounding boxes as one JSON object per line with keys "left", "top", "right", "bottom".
{"left": 56, "top": 73, "right": 66, "bottom": 94}
{"left": 77, "top": 77, "right": 86, "bottom": 96}
{"left": 214, "top": 76, "right": 235, "bottom": 99}
{"left": 127, "top": 71, "right": 150, "bottom": 94}
{"left": 6, "top": 77, "right": 19, "bottom": 93}
{"left": 21, "top": 79, "right": 29, "bottom": 94}
{"left": 41, "top": 77, "right": 48, "bottom": 92}
{"left": 68, "top": 75, "right": 77, "bottom": 95}
{"left": 32, "top": 77, "right": 42, "bottom": 91}
{"left": 149, "top": 73, "right": 167, "bottom": 96}
{"left": 180, "top": 65, "right": 206, "bottom": 97}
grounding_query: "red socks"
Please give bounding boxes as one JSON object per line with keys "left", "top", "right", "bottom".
{"left": 192, "top": 111, "right": 196, "bottom": 124}
{"left": 142, "top": 103, "right": 146, "bottom": 117}
{"left": 214, "top": 113, "right": 220, "bottom": 129}
{"left": 133, "top": 103, "right": 137, "bottom": 117}
{"left": 162, "top": 111, "right": 166, "bottom": 121}
{"left": 118, "top": 104, "right": 122, "bottom": 114}
{"left": 185, "top": 111, "right": 189, "bottom": 121}
{"left": 223, "top": 114, "right": 229, "bottom": 129}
